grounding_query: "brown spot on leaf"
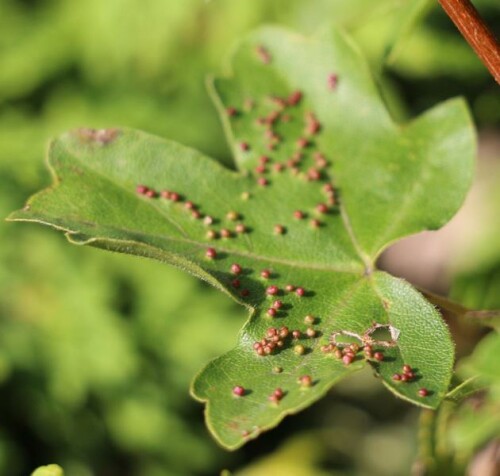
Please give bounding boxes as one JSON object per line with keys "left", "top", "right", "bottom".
{"left": 287, "top": 90, "right": 303, "bottom": 106}
{"left": 255, "top": 45, "right": 272, "bottom": 64}
{"left": 76, "top": 127, "right": 119, "bottom": 145}
{"left": 328, "top": 73, "right": 338, "bottom": 90}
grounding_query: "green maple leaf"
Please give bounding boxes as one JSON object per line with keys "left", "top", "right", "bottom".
{"left": 8, "top": 27, "right": 475, "bottom": 449}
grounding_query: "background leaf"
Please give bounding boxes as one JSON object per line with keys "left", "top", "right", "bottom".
{"left": 31, "top": 465, "right": 64, "bottom": 476}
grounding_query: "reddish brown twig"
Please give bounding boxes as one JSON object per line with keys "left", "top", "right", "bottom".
{"left": 438, "top": 0, "right": 500, "bottom": 84}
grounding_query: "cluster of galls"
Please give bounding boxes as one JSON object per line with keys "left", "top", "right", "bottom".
{"left": 247, "top": 106, "right": 329, "bottom": 186}
{"left": 265, "top": 284, "right": 306, "bottom": 297}
{"left": 392, "top": 364, "right": 415, "bottom": 382}
{"left": 266, "top": 299, "right": 282, "bottom": 317}
{"left": 263, "top": 284, "right": 307, "bottom": 315}
{"left": 250, "top": 90, "right": 320, "bottom": 157}
{"left": 215, "top": 262, "right": 311, "bottom": 303}
{"left": 136, "top": 185, "right": 205, "bottom": 220}
{"left": 321, "top": 342, "right": 384, "bottom": 366}
{"left": 204, "top": 210, "right": 248, "bottom": 240}
{"left": 253, "top": 322, "right": 317, "bottom": 357}
{"left": 362, "top": 344, "right": 384, "bottom": 362}
{"left": 392, "top": 365, "right": 430, "bottom": 397}
{"left": 227, "top": 79, "right": 340, "bottom": 231}
{"left": 136, "top": 184, "right": 249, "bottom": 241}
{"left": 253, "top": 326, "right": 290, "bottom": 356}
{"left": 322, "top": 344, "right": 431, "bottom": 398}
{"left": 136, "top": 185, "right": 189, "bottom": 204}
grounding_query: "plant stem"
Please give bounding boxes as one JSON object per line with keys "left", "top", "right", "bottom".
{"left": 413, "top": 409, "right": 436, "bottom": 475}
{"left": 438, "top": 0, "right": 500, "bottom": 84}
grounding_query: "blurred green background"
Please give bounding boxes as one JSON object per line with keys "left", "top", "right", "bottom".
{"left": 1, "top": 1, "right": 499, "bottom": 475}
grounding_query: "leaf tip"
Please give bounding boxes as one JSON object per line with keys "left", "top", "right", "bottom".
{"left": 6, "top": 202, "right": 36, "bottom": 223}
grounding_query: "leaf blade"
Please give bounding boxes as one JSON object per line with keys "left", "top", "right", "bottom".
{"left": 8, "top": 25, "right": 475, "bottom": 449}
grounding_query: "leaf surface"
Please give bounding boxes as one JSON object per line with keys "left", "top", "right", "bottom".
{"left": 8, "top": 27, "right": 475, "bottom": 449}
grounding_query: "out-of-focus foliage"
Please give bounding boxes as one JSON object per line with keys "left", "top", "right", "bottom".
{"left": 31, "top": 464, "right": 64, "bottom": 476}
{"left": 420, "top": 327, "right": 500, "bottom": 475}
{"left": 0, "top": 217, "right": 245, "bottom": 474}
{"left": 0, "top": 0, "right": 497, "bottom": 474}
{"left": 448, "top": 171, "right": 500, "bottom": 470}
{"left": 418, "top": 154, "right": 500, "bottom": 476}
